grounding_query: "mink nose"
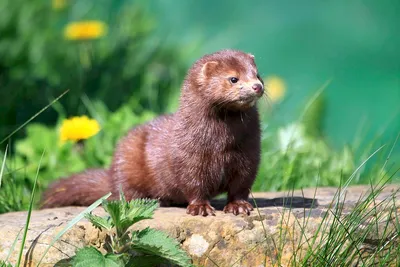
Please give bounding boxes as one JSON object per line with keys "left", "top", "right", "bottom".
{"left": 252, "top": 83, "right": 264, "bottom": 95}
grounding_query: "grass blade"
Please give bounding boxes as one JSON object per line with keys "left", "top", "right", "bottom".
{"left": 5, "top": 228, "right": 23, "bottom": 263}
{"left": 36, "top": 192, "right": 112, "bottom": 267}
{"left": 0, "top": 144, "right": 8, "bottom": 188}
{"left": 299, "top": 78, "right": 332, "bottom": 121}
{"left": 282, "top": 78, "right": 331, "bottom": 155}
{"left": 0, "top": 90, "right": 69, "bottom": 144}
{"left": 16, "top": 150, "right": 45, "bottom": 267}
{"left": 380, "top": 132, "right": 400, "bottom": 174}
{"left": 342, "top": 144, "right": 385, "bottom": 191}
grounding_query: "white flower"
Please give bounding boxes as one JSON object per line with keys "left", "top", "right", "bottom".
{"left": 278, "top": 123, "right": 306, "bottom": 152}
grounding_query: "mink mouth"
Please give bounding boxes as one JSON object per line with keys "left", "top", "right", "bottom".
{"left": 235, "top": 96, "right": 260, "bottom": 108}
{"left": 237, "top": 95, "right": 259, "bottom": 104}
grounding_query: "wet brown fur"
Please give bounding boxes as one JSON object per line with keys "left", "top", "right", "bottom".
{"left": 41, "top": 49, "right": 264, "bottom": 216}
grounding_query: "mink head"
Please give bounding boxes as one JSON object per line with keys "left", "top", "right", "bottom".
{"left": 184, "top": 49, "right": 264, "bottom": 111}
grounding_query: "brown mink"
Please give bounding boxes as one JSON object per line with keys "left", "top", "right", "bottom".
{"left": 41, "top": 49, "right": 264, "bottom": 216}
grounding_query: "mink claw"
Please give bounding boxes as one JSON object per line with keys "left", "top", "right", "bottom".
{"left": 186, "top": 202, "right": 216, "bottom": 217}
{"left": 223, "top": 200, "right": 253, "bottom": 216}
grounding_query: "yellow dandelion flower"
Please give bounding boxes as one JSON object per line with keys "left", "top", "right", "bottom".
{"left": 60, "top": 116, "right": 101, "bottom": 143}
{"left": 264, "top": 75, "right": 286, "bottom": 102}
{"left": 64, "top": 21, "right": 107, "bottom": 41}
{"left": 52, "top": 0, "right": 67, "bottom": 10}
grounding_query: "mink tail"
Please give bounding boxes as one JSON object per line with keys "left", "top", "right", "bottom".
{"left": 40, "top": 168, "right": 113, "bottom": 209}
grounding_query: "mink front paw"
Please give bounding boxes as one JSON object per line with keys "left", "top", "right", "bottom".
{"left": 186, "top": 202, "right": 216, "bottom": 216}
{"left": 223, "top": 200, "right": 253, "bottom": 215}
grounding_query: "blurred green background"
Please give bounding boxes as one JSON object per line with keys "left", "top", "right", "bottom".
{"left": 151, "top": 0, "right": 400, "bottom": 152}
{"left": 2, "top": 0, "right": 399, "bottom": 152}
{"left": 0, "top": 0, "right": 399, "bottom": 212}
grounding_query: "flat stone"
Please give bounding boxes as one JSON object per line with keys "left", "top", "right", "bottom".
{"left": 0, "top": 185, "right": 399, "bottom": 266}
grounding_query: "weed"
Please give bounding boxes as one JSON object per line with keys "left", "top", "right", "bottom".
{"left": 70, "top": 191, "right": 192, "bottom": 267}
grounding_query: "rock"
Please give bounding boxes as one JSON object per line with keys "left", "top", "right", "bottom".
{"left": 0, "top": 185, "right": 399, "bottom": 266}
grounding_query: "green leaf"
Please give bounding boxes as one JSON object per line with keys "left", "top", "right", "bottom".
{"left": 72, "top": 247, "right": 124, "bottom": 267}
{"left": 53, "top": 258, "right": 72, "bottom": 267}
{"left": 301, "top": 90, "right": 325, "bottom": 139}
{"left": 85, "top": 213, "right": 113, "bottom": 231}
{"left": 125, "top": 198, "right": 158, "bottom": 224}
{"left": 102, "top": 200, "right": 122, "bottom": 230}
{"left": 131, "top": 228, "right": 192, "bottom": 267}
{"left": 0, "top": 260, "right": 13, "bottom": 267}
{"left": 126, "top": 255, "right": 167, "bottom": 267}
{"left": 102, "top": 197, "right": 158, "bottom": 236}
{"left": 119, "top": 198, "right": 159, "bottom": 234}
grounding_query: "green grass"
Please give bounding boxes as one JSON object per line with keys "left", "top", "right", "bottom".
{"left": 15, "top": 150, "right": 44, "bottom": 267}
{"left": 204, "top": 146, "right": 399, "bottom": 267}
{"left": 295, "top": 178, "right": 398, "bottom": 266}
{"left": 1, "top": 146, "right": 110, "bottom": 266}
{"left": 0, "top": 145, "right": 7, "bottom": 189}
{"left": 207, "top": 183, "right": 400, "bottom": 267}
{"left": 253, "top": 81, "right": 399, "bottom": 192}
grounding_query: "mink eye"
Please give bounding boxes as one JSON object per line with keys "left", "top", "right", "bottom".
{"left": 229, "top": 77, "right": 239, "bottom": 84}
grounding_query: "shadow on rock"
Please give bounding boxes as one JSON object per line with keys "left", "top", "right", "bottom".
{"left": 210, "top": 196, "right": 318, "bottom": 211}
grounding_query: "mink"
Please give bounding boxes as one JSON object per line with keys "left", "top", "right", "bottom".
{"left": 41, "top": 49, "right": 264, "bottom": 216}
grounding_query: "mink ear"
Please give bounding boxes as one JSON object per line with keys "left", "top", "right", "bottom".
{"left": 201, "top": 61, "right": 219, "bottom": 77}
{"left": 248, "top": 53, "right": 255, "bottom": 58}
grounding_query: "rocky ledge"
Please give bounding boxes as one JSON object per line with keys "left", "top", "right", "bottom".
{"left": 0, "top": 185, "right": 399, "bottom": 266}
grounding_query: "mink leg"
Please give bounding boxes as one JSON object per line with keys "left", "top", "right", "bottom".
{"left": 186, "top": 199, "right": 216, "bottom": 216}
{"left": 223, "top": 188, "right": 254, "bottom": 216}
